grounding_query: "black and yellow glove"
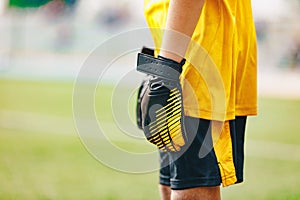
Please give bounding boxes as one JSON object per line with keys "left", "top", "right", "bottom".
{"left": 136, "top": 47, "right": 186, "bottom": 152}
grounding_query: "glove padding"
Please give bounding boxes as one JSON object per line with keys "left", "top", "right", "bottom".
{"left": 136, "top": 47, "right": 186, "bottom": 152}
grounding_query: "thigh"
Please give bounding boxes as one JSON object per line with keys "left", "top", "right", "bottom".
{"left": 159, "top": 150, "right": 172, "bottom": 186}
{"left": 168, "top": 116, "right": 221, "bottom": 190}
{"left": 159, "top": 116, "right": 247, "bottom": 189}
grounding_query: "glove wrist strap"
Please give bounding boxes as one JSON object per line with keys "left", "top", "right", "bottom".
{"left": 137, "top": 53, "right": 185, "bottom": 81}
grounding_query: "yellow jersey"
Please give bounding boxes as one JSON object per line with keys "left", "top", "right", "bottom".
{"left": 144, "top": 0, "right": 257, "bottom": 121}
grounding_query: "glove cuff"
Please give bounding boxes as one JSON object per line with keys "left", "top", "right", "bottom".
{"left": 157, "top": 55, "right": 186, "bottom": 72}
{"left": 137, "top": 53, "right": 185, "bottom": 81}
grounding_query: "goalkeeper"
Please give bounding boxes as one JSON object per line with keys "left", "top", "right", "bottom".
{"left": 138, "top": 0, "right": 257, "bottom": 199}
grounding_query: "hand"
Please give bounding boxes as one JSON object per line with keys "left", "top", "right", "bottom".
{"left": 136, "top": 47, "right": 186, "bottom": 152}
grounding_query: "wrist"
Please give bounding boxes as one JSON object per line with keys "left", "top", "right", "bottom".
{"left": 159, "top": 50, "right": 184, "bottom": 63}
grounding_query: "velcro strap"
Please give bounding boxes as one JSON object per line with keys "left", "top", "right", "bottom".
{"left": 137, "top": 53, "right": 181, "bottom": 81}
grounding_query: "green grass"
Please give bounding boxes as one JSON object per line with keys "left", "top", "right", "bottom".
{"left": 247, "top": 98, "right": 300, "bottom": 145}
{"left": 0, "top": 78, "right": 300, "bottom": 199}
{"left": 0, "top": 129, "right": 159, "bottom": 200}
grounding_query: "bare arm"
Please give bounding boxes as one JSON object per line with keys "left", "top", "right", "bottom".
{"left": 160, "top": 0, "right": 205, "bottom": 62}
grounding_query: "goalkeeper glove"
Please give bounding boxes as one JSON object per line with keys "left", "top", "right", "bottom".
{"left": 136, "top": 47, "right": 186, "bottom": 152}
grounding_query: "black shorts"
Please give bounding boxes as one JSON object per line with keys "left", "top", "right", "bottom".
{"left": 159, "top": 116, "right": 247, "bottom": 190}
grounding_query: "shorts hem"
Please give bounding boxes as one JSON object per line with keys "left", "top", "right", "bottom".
{"left": 159, "top": 177, "right": 171, "bottom": 186}
{"left": 170, "top": 177, "right": 221, "bottom": 190}
{"left": 235, "top": 178, "right": 244, "bottom": 184}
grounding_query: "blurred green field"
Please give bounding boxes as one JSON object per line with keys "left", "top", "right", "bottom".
{"left": 0, "top": 78, "right": 300, "bottom": 200}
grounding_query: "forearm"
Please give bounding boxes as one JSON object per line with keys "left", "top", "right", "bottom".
{"left": 160, "top": 0, "right": 205, "bottom": 62}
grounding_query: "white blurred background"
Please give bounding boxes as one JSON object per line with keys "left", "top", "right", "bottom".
{"left": 0, "top": 0, "right": 299, "bottom": 95}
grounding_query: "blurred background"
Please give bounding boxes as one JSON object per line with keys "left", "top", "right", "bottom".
{"left": 0, "top": 0, "right": 300, "bottom": 199}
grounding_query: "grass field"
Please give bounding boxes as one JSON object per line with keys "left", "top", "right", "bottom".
{"left": 0, "top": 78, "right": 300, "bottom": 200}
